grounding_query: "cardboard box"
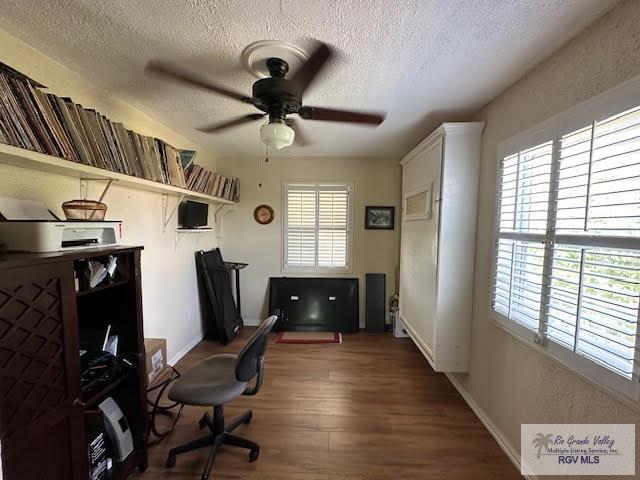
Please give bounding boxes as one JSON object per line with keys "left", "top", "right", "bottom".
{"left": 144, "top": 338, "right": 169, "bottom": 385}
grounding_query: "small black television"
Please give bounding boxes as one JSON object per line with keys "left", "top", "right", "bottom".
{"left": 178, "top": 201, "right": 208, "bottom": 228}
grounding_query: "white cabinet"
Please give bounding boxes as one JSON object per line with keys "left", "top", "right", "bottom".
{"left": 399, "top": 122, "right": 484, "bottom": 372}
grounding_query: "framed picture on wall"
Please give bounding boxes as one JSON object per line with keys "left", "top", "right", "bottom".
{"left": 365, "top": 206, "right": 395, "bottom": 230}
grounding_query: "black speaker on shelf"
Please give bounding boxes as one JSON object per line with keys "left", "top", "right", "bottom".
{"left": 365, "top": 273, "right": 386, "bottom": 333}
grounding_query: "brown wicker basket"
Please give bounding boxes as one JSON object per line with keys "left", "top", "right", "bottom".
{"left": 62, "top": 200, "right": 107, "bottom": 221}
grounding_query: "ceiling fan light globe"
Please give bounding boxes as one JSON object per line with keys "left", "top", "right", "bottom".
{"left": 260, "top": 122, "right": 295, "bottom": 149}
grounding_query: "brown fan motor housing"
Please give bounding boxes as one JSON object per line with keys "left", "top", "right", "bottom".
{"left": 252, "top": 58, "right": 302, "bottom": 122}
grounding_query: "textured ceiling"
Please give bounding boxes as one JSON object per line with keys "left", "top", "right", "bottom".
{"left": 0, "top": 0, "right": 618, "bottom": 158}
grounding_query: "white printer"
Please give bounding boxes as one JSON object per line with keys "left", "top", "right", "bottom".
{"left": 0, "top": 197, "right": 123, "bottom": 252}
{"left": 0, "top": 220, "right": 123, "bottom": 252}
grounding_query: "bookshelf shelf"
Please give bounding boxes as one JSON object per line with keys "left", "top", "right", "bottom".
{"left": 0, "top": 143, "right": 236, "bottom": 205}
{"left": 77, "top": 369, "right": 132, "bottom": 408}
{"left": 76, "top": 278, "right": 129, "bottom": 297}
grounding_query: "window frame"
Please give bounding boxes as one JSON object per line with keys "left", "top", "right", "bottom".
{"left": 490, "top": 75, "right": 640, "bottom": 406}
{"left": 282, "top": 181, "right": 353, "bottom": 274}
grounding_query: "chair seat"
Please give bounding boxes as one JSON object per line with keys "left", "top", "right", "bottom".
{"left": 168, "top": 353, "right": 247, "bottom": 406}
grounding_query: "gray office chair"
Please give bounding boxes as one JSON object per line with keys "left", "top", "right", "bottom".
{"left": 165, "top": 315, "right": 277, "bottom": 480}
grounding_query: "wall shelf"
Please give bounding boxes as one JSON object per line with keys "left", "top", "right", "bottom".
{"left": 176, "top": 228, "right": 212, "bottom": 233}
{"left": 0, "top": 142, "right": 236, "bottom": 205}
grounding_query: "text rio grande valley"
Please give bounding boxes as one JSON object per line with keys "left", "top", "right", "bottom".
{"left": 546, "top": 435, "right": 619, "bottom": 465}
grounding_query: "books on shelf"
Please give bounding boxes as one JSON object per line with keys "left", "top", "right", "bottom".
{"left": 184, "top": 164, "right": 240, "bottom": 202}
{"left": 0, "top": 62, "right": 238, "bottom": 202}
{"left": 180, "top": 149, "right": 196, "bottom": 170}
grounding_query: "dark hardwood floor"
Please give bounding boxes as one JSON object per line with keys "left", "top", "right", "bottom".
{"left": 134, "top": 328, "right": 521, "bottom": 479}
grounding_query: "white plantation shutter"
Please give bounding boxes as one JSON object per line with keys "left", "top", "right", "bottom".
{"left": 284, "top": 183, "right": 351, "bottom": 270}
{"left": 493, "top": 142, "right": 553, "bottom": 332}
{"left": 494, "top": 239, "right": 546, "bottom": 331}
{"left": 318, "top": 188, "right": 348, "bottom": 267}
{"left": 492, "top": 97, "right": 640, "bottom": 401}
{"left": 285, "top": 187, "right": 316, "bottom": 268}
{"left": 549, "top": 106, "right": 640, "bottom": 379}
{"left": 555, "top": 107, "right": 640, "bottom": 236}
{"left": 550, "top": 247, "right": 639, "bottom": 377}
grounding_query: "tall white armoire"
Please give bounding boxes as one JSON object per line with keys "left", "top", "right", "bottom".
{"left": 399, "top": 122, "right": 484, "bottom": 372}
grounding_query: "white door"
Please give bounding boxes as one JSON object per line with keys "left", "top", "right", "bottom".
{"left": 399, "top": 137, "right": 442, "bottom": 361}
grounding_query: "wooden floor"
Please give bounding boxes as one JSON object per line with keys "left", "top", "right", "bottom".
{"left": 134, "top": 329, "right": 521, "bottom": 479}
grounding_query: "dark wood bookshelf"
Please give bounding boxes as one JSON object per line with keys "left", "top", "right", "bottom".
{"left": 0, "top": 246, "right": 149, "bottom": 480}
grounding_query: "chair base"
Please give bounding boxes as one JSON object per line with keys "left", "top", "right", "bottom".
{"left": 165, "top": 406, "right": 258, "bottom": 480}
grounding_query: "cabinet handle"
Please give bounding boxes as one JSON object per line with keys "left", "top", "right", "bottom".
{"left": 73, "top": 398, "right": 87, "bottom": 409}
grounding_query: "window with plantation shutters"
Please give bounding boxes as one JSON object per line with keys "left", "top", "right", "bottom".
{"left": 492, "top": 84, "right": 640, "bottom": 403}
{"left": 284, "top": 183, "right": 351, "bottom": 271}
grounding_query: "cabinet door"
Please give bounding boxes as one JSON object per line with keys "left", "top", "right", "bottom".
{"left": 0, "top": 262, "right": 83, "bottom": 480}
{"left": 399, "top": 137, "right": 443, "bottom": 363}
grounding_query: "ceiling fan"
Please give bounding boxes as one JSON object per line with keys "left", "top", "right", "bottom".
{"left": 145, "top": 41, "right": 385, "bottom": 150}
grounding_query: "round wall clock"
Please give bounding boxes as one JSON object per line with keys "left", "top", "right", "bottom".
{"left": 254, "top": 204, "right": 274, "bottom": 225}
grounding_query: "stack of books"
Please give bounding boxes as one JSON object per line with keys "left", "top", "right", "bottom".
{"left": 184, "top": 164, "right": 239, "bottom": 202}
{"left": 0, "top": 62, "right": 238, "bottom": 201}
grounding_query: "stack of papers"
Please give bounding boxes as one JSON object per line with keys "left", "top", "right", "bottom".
{"left": 0, "top": 196, "right": 57, "bottom": 221}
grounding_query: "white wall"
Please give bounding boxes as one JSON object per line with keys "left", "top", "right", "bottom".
{"left": 0, "top": 28, "right": 219, "bottom": 362}
{"left": 217, "top": 155, "right": 401, "bottom": 328}
{"left": 457, "top": 0, "right": 640, "bottom": 477}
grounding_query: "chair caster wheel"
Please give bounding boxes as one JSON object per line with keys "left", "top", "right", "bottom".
{"left": 165, "top": 454, "right": 176, "bottom": 468}
{"left": 249, "top": 447, "right": 260, "bottom": 462}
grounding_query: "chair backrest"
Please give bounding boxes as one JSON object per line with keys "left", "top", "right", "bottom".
{"left": 234, "top": 315, "right": 277, "bottom": 382}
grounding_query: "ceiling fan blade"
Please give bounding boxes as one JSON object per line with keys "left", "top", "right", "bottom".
{"left": 145, "top": 60, "right": 255, "bottom": 104}
{"left": 197, "top": 113, "right": 266, "bottom": 133}
{"left": 286, "top": 118, "right": 310, "bottom": 146}
{"left": 289, "top": 42, "right": 333, "bottom": 96}
{"left": 298, "top": 106, "right": 385, "bottom": 125}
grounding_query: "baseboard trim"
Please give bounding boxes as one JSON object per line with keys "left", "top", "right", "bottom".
{"left": 168, "top": 333, "right": 204, "bottom": 366}
{"left": 445, "top": 373, "right": 533, "bottom": 480}
{"left": 400, "top": 315, "right": 437, "bottom": 370}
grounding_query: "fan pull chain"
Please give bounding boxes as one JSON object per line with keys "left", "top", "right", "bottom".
{"left": 259, "top": 146, "right": 270, "bottom": 188}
